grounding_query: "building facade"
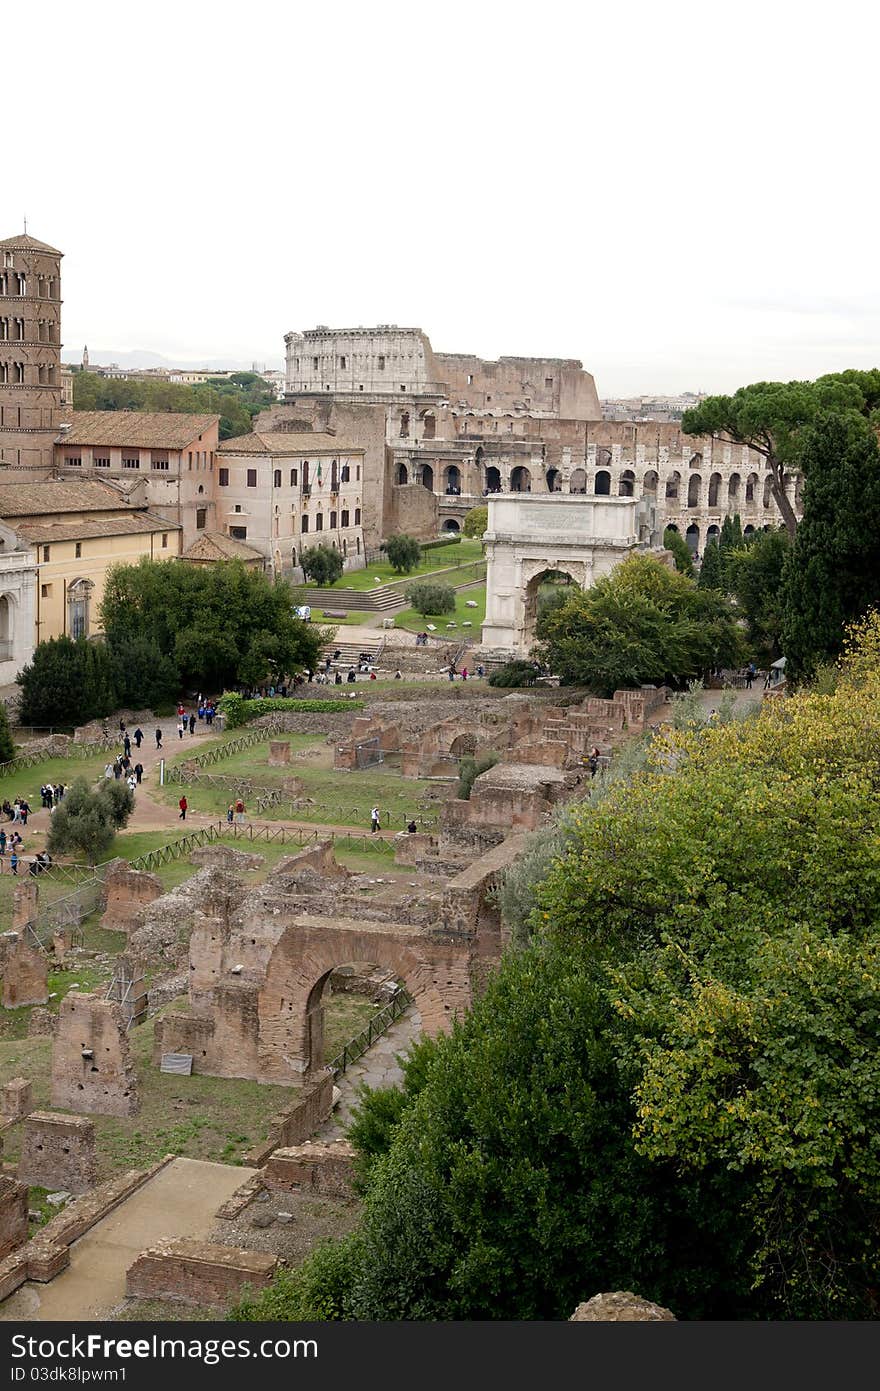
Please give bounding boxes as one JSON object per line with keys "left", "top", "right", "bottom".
{"left": 54, "top": 411, "right": 220, "bottom": 549}
{"left": 0, "top": 233, "right": 65, "bottom": 476}
{"left": 214, "top": 430, "right": 365, "bottom": 575}
{"left": 0, "top": 480, "right": 180, "bottom": 644}
{"left": 0, "top": 536, "right": 36, "bottom": 685}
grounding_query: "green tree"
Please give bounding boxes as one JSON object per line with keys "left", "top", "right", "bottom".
{"left": 697, "top": 539, "right": 725, "bottom": 590}
{"left": 99, "top": 559, "right": 321, "bottom": 691}
{"left": 47, "top": 777, "right": 134, "bottom": 863}
{"left": 461, "top": 506, "right": 488, "bottom": 539}
{"left": 73, "top": 370, "right": 271, "bottom": 440}
{"left": 782, "top": 413, "right": 880, "bottom": 682}
{"left": 537, "top": 554, "right": 742, "bottom": 694}
{"left": 107, "top": 635, "right": 179, "bottom": 710}
{"left": 0, "top": 701, "right": 14, "bottom": 764}
{"left": 301, "top": 545, "right": 344, "bottom": 586}
{"left": 385, "top": 534, "right": 422, "bottom": 574}
{"left": 456, "top": 752, "right": 499, "bottom": 799}
{"left": 726, "top": 529, "right": 790, "bottom": 657}
{"left": 682, "top": 373, "right": 880, "bottom": 537}
{"left": 17, "top": 637, "right": 116, "bottom": 727}
{"left": 662, "top": 527, "right": 694, "bottom": 577}
{"left": 404, "top": 582, "right": 455, "bottom": 616}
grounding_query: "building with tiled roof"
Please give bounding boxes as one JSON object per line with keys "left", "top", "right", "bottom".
{"left": 180, "top": 531, "right": 265, "bottom": 568}
{"left": 54, "top": 410, "right": 220, "bottom": 549}
{"left": 0, "top": 482, "right": 181, "bottom": 646}
{"left": 215, "top": 430, "right": 365, "bottom": 574}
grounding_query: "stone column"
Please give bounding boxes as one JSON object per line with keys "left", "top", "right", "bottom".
{"left": 12, "top": 880, "right": 38, "bottom": 931}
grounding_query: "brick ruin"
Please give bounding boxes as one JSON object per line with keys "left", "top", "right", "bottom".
{"left": 263, "top": 1141, "right": 355, "bottom": 1198}
{"left": 1, "top": 1077, "right": 33, "bottom": 1124}
{"left": 100, "top": 860, "right": 163, "bottom": 934}
{"left": 50, "top": 992, "right": 140, "bottom": 1117}
{"left": 19, "top": 1112, "right": 98, "bottom": 1194}
{"left": 0, "top": 1176, "right": 28, "bottom": 1260}
{"left": 0, "top": 930, "right": 48, "bottom": 1009}
{"left": 126, "top": 1239, "right": 278, "bottom": 1310}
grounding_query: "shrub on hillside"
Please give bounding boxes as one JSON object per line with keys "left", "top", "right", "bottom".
{"left": 216, "top": 693, "right": 362, "bottom": 728}
{"left": 461, "top": 507, "right": 488, "bottom": 539}
{"left": 47, "top": 777, "right": 134, "bottom": 863}
{"left": 404, "top": 582, "right": 456, "bottom": 617}
{"left": 456, "top": 752, "right": 499, "bottom": 799}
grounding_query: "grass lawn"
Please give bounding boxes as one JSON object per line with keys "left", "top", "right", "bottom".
{"left": 322, "top": 993, "right": 382, "bottom": 1060}
{"left": 306, "top": 539, "right": 485, "bottom": 592}
{"left": 309, "top": 609, "right": 376, "bottom": 625}
{"left": 0, "top": 749, "right": 110, "bottom": 808}
{"left": 164, "top": 731, "right": 327, "bottom": 777}
{"left": 394, "top": 583, "right": 486, "bottom": 637}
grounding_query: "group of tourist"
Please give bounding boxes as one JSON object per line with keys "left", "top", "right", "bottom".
{"left": 2, "top": 796, "right": 32, "bottom": 824}
{"left": 105, "top": 755, "right": 143, "bottom": 792}
{"left": 39, "top": 783, "right": 65, "bottom": 809}
{"left": 0, "top": 827, "right": 25, "bottom": 873}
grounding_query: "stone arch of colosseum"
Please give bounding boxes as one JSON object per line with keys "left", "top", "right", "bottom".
{"left": 256, "top": 919, "right": 471, "bottom": 1077}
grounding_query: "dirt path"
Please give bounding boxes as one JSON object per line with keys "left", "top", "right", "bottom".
{"left": 0, "top": 1156, "right": 255, "bottom": 1321}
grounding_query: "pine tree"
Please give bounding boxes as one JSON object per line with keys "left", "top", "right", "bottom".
{"left": 698, "top": 539, "right": 726, "bottom": 590}
{"left": 782, "top": 413, "right": 880, "bottom": 682}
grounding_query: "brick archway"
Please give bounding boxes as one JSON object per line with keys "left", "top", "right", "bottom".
{"left": 257, "top": 920, "right": 470, "bottom": 1079}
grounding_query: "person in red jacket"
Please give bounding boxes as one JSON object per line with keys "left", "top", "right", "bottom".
{"left": 178, "top": 795, "right": 188, "bottom": 820}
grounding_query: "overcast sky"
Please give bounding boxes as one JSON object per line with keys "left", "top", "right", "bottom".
{"left": 10, "top": 0, "right": 877, "bottom": 395}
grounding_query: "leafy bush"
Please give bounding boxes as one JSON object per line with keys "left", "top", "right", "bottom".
{"left": 216, "top": 693, "right": 362, "bottom": 728}
{"left": 488, "top": 660, "right": 539, "bottom": 688}
{"left": 404, "top": 582, "right": 456, "bottom": 617}
{"left": 228, "top": 1233, "right": 365, "bottom": 1322}
{"left": 0, "top": 702, "right": 15, "bottom": 763}
{"left": 301, "top": 544, "right": 344, "bottom": 586}
{"left": 461, "top": 507, "right": 488, "bottom": 539}
{"left": 384, "top": 534, "right": 422, "bottom": 574}
{"left": 663, "top": 527, "right": 695, "bottom": 577}
{"left": 346, "top": 1036, "right": 440, "bottom": 1184}
{"left": 47, "top": 777, "right": 134, "bottom": 863}
{"left": 456, "top": 752, "right": 499, "bottom": 799}
{"left": 107, "top": 635, "right": 180, "bottom": 711}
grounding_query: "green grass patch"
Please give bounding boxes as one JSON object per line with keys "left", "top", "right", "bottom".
{"left": 394, "top": 584, "right": 486, "bottom": 636}
{"left": 323, "top": 994, "right": 382, "bottom": 1060}
{"left": 0, "top": 750, "right": 111, "bottom": 806}
{"left": 301, "top": 539, "right": 485, "bottom": 592}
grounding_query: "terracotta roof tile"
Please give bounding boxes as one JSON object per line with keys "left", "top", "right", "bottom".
{"left": 217, "top": 431, "right": 361, "bottom": 456}
{"left": 180, "top": 532, "right": 264, "bottom": 563}
{"left": 0, "top": 480, "right": 130, "bottom": 517}
{"left": 57, "top": 411, "right": 219, "bottom": 449}
{"left": 0, "top": 232, "right": 63, "bottom": 256}
{"left": 15, "top": 514, "right": 180, "bottom": 544}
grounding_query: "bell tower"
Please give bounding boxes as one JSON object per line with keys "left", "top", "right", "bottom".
{"left": 0, "top": 231, "right": 64, "bottom": 476}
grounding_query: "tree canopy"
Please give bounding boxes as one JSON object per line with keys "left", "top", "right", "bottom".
{"left": 781, "top": 411, "right": 880, "bottom": 683}
{"left": 47, "top": 777, "right": 133, "bottom": 863}
{"left": 461, "top": 506, "right": 488, "bottom": 539}
{"left": 301, "top": 544, "right": 344, "bottom": 587}
{"left": 235, "top": 611, "right": 880, "bottom": 1322}
{"left": 18, "top": 636, "right": 118, "bottom": 727}
{"left": 662, "top": 527, "right": 694, "bottom": 577}
{"left": 73, "top": 370, "right": 275, "bottom": 440}
{"left": 100, "top": 559, "right": 322, "bottom": 692}
{"left": 726, "top": 528, "right": 790, "bottom": 659}
{"left": 537, "top": 554, "right": 742, "bottom": 694}
{"left": 682, "top": 371, "right": 880, "bottom": 536}
{"left": 384, "top": 534, "right": 422, "bottom": 574}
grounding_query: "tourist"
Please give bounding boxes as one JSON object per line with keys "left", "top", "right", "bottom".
{"left": 104, "top": 762, "right": 114, "bottom": 780}
{"left": 746, "top": 662, "right": 756, "bottom": 690}
{"left": 134, "top": 762, "right": 144, "bottom": 785}
{"left": 19, "top": 800, "right": 29, "bottom": 827}
{"left": 448, "top": 664, "right": 456, "bottom": 682}
{"left": 119, "top": 719, "right": 126, "bottom": 734}
{"left": 9, "top": 850, "right": 18, "bottom": 876}
{"left": 188, "top": 713, "right": 196, "bottom": 735}
{"left": 155, "top": 728, "right": 163, "bottom": 749}
{"left": 12, "top": 799, "right": 20, "bottom": 823}
{"left": 369, "top": 670, "right": 377, "bottom": 680}
{"left": 334, "top": 671, "right": 343, "bottom": 685}
{"left": 133, "top": 727, "right": 144, "bottom": 748}
{"left": 226, "top": 803, "right": 234, "bottom": 824}
{"left": 407, "top": 819, "right": 417, "bottom": 834}
{"left": 127, "top": 773, "right": 137, "bottom": 794}
{"left": 55, "top": 783, "right": 64, "bottom": 802}
{"left": 395, "top": 669, "right": 402, "bottom": 680}
{"left": 123, "top": 733, "right": 131, "bottom": 758}
{"left": 178, "top": 794, "right": 188, "bottom": 821}
{"left": 113, "top": 759, "right": 122, "bottom": 780}
{"left": 370, "top": 805, "right": 381, "bottom": 834}
{"left": 347, "top": 667, "right": 357, "bottom": 683}
{"left": 588, "top": 746, "right": 600, "bottom": 777}
{"left": 461, "top": 666, "right": 468, "bottom": 681}
{"left": 177, "top": 716, "right": 185, "bottom": 740}
{"left": 476, "top": 664, "right": 485, "bottom": 679}
{"left": 28, "top": 856, "right": 39, "bottom": 877}
{"left": 0, "top": 829, "right": 6, "bottom": 858}
{"left": 234, "top": 797, "right": 245, "bottom": 825}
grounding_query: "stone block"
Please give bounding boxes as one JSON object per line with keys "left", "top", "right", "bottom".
{"left": 571, "top": 1292, "right": 676, "bottom": 1321}
{"left": 0, "top": 931, "right": 48, "bottom": 1009}
{"left": 19, "top": 1112, "right": 98, "bottom": 1194}
{"left": 12, "top": 880, "right": 39, "bottom": 932}
{"left": 264, "top": 1141, "right": 355, "bottom": 1198}
{"left": 267, "top": 740, "right": 291, "bottom": 766}
{"left": 125, "top": 1239, "right": 278, "bottom": 1309}
{"left": 100, "top": 860, "right": 163, "bottom": 934}
{"left": 1, "top": 1077, "right": 33, "bottom": 1123}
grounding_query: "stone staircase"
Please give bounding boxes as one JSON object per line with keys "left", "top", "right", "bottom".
{"left": 293, "top": 585, "right": 406, "bottom": 613}
{"left": 321, "top": 637, "right": 384, "bottom": 668}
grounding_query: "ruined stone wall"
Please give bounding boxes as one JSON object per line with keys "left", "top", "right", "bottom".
{"left": 264, "top": 1140, "right": 355, "bottom": 1198}
{"left": 100, "top": 860, "right": 163, "bottom": 934}
{"left": 50, "top": 993, "right": 139, "bottom": 1116}
{"left": 387, "top": 480, "right": 440, "bottom": 540}
{"left": 0, "top": 1176, "right": 28, "bottom": 1259}
{"left": 126, "top": 1239, "right": 278, "bottom": 1309}
{"left": 0, "top": 931, "right": 48, "bottom": 1008}
{"left": 19, "top": 1112, "right": 98, "bottom": 1194}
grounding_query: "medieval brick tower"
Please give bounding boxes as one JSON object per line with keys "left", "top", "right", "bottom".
{"left": 0, "top": 231, "right": 64, "bottom": 475}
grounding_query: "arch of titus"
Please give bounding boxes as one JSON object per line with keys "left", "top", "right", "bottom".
{"left": 481, "top": 493, "right": 657, "bottom": 655}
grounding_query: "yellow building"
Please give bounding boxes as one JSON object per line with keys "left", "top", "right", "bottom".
{"left": 0, "top": 479, "right": 181, "bottom": 644}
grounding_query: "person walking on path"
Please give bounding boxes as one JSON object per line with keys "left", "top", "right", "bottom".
{"left": 134, "top": 762, "right": 144, "bottom": 785}
{"left": 226, "top": 803, "right": 234, "bottom": 824}
{"left": 234, "top": 797, "right": 245, "bottom": 825}
{"left": 133, "top": 727, "right": 143, "bottom": 749}
{"left": 0, "top": 829, "right": 6, "bottom": 859}
{"left": 155, "top": 728, "right": 163, "bottom": 749}
{"left": 19, "top": 800, "right": 29, "bottom": 827}
{"left": 127, "top": 773, "right": 137, "bottom": 794}
{"left": 177, "top": 717, "right": 185, "bottom": 739}
{"left": 746, "top": 662, "right": 756, "bottom": 690}
{"left": 178, "top": 795, "right": 188, "bottom": 820}
{"left": 188, "top": 713, "right": 196, "bottom": 735}
{"left": 370, "top": 805, "right": 381, "bottom": 834}
{"left": 10, "top": 851, "right": 18, "bottom": 875}
{"left": 123, "top": 733, "right": 131, "bottom": 758}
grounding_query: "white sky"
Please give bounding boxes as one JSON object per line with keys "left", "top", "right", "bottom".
{"left": 8, "top": 0, "right": 878, "bottom": 395}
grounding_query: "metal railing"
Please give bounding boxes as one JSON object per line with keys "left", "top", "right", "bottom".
{"left": 326, "top": 986, "right": 413, "bottom": 1078}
